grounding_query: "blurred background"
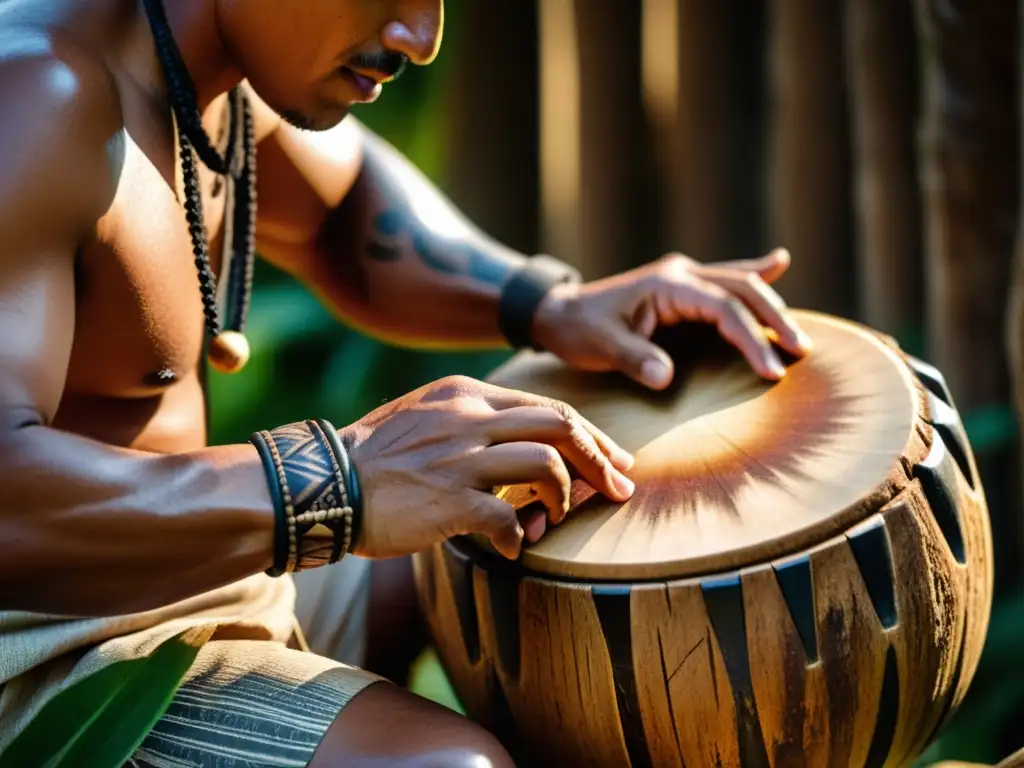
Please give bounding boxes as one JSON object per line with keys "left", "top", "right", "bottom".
{"left": 208, "top": 1, "right": 1024, "bottom": 764}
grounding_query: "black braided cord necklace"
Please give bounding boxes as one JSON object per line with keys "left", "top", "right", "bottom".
{"left": 141, "top": 0, "right": 257, "bottom": 374}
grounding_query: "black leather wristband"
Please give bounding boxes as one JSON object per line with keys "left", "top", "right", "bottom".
{"left": 317, "top": 419, "right": 364, "bottom": 553}
{"left": 497, "top": 255, "right": 582, "bottom": 350}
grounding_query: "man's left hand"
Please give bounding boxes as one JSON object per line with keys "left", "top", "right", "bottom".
{"left": 531, "top": 248, "right": 814, "bottom": 390}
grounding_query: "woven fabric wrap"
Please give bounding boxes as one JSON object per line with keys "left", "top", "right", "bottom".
{"left": 255, "top": 420, "right": 353, "bottom": 574}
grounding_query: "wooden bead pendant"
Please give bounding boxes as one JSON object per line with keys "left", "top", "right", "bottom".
{"left": 207, "top": 330, "right": 251, "bottom": 374}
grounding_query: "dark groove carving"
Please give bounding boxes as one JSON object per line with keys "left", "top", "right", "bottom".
{"left": 923, "top": 393, "right": 975, "bottom": 489}
{"left": 658, "top": 634, "right": 688, "bottom": 768}
{"left": 773, "top": 555, "right": 819, "bottom": 663}
{"left": 907, "top": 355, "right": 954, "bottom": 405}
{"left": 847, "top": 518, "right": 899, "bottom": 629}
{"left": 863, "top": 645, "right": 901, "bottom": 768}
{"left": 914, "top": 434, "right": 968, "bottom": 564}
{"left": 487, "top": 571, "right": 522, "bottom": 680}
{"left": 441, "top": 543, "right": 480, "bottom": 664}
{"left": 592, "top": 585, "right": 653, "bottom": 768}
{"left": 701, "top": 575, "right": 771, "bottom": 768}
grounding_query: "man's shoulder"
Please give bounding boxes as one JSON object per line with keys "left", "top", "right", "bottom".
{"left": 0, "top": 24, "right": 124, "bottom": 142}
{"left": 0, "top": 24, "right": 125, "bottom": 227}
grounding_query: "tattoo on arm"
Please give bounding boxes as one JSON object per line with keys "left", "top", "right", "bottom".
{"left": 366, "top": 204, "right": 515, "bottom": 286}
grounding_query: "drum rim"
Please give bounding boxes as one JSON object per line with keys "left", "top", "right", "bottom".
{"left": 480, "top": 310, "right": 927, "bottom": 581}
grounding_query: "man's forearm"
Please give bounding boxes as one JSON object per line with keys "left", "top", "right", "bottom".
{"left": 0, "top": 425, "right": 275, "bottom": 617}
{"left": 305, "top": 129, "right": 531, "bottom": 348}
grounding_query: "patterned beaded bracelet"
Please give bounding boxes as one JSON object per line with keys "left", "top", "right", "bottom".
{"left": 250, "top": 419, "right": 362, "bottom": 576}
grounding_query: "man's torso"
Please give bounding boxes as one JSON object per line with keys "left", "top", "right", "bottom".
{"left": 3, "top": 0, "right": 246, "bottom": 455}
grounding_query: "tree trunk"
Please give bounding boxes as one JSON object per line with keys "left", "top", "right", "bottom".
{"left": 845, "top": 0, "right": 923, "bottom": 347}
{"left": 439, "top": 0, "right": 541, "bottom": 256}
{"left": 767, "top": 0, "right": 856, "bottom": 317}
{"left": 647, "top": 0, "right": 768, "bottom": 264}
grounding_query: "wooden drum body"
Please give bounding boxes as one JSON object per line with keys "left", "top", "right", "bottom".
{"left": 412, "top": 311, "right": 993, "bottom": 768}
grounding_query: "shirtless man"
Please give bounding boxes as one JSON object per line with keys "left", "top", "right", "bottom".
{"left": 0, "top": 0, "right": 813, "bottom": 765}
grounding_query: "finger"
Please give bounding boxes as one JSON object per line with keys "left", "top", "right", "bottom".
{"left": 481, "top": 405, "right": 635, "bottom": 502}
{"left": 479, "top": 387, "right": 635, "bottom": 471}
{"left": 463, "top": 442, "right": 573, "bottom": 525}
{"left": 594, "top": 318, "right": 676, "bottom": 391}
{"left": 470, "top": 494, "right": 524, "bottom": 560}
{"left": 711, "top": 294, "right": 787, "bottom": 379}
{"left": 681, "top": 278, "right": 785, "bottom": 379}
{"left": 518, "top": 503, "right": 548, "bottom": 544}
{"left": 701, "top": 247, "right": 792, "bottom": 284}
{"left": 712, "top": 273, "right": 813, "bottom": 356}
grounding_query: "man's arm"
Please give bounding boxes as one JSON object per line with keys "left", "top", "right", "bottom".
{"left": 0, "top": 45, "right": 275, "bottom": 617}
{"left": 254, "top": 110, "right": 529, "bottom": 349}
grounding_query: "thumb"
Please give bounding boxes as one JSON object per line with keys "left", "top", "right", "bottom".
{"left": 603, "top": 320, "right": 675, "bottom": 390}
{"left": 476, "top": 497, "right": 525, "bottom": 560}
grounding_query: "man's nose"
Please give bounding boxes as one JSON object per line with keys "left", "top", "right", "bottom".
{"left": 382, "top": 1, "right": 444, "bottom": 66}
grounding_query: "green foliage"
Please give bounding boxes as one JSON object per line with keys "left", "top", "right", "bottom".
{"left": 0, "top": 625, "right": 216, "bottom": 768}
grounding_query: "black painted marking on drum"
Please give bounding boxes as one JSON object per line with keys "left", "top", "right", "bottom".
{"left": 847, "top": 518, "right": 899, "bottom": 630}
{"left": 863, "top": 645, "right": 901, "bottom": 768}
{"left": 701, "top": 575, "right": 770, "bottom": 768}
{"left": 487, "top": 667, "right": 525, "bottom": 763}
{"left": 907, "top": 355, "right": 954, "bottom": 405}
{"left": 772, "top": 555, "right": 819, "bottom": 664}
{"left": 913, "top": 434, "right": 967, "bottom": 564}
{"left": 440, "top": 543, "right": 481, "bottom": 664}
{"left": 924, "top": 394, "right": 975, "bottom": 490}
{"left": 487, "top": 571, "right": 521, "bottom": 680}
{"left": 592, "top": 585, "right": 653, "bottom": 768}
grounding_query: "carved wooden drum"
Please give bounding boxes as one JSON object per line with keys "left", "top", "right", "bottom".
{"left": 412, "top": 311, "right": 993, "bottom": 767}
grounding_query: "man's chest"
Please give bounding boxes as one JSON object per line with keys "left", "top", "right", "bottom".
{"left": 66, "top": 125, "right": 232, "bottom": 397}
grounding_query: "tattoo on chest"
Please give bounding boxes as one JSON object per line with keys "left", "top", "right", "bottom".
{"left": 366, "top": 206, "right": 512, "bottom": 286}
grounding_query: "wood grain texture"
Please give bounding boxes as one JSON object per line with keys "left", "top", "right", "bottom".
{"left": 414, "top": 313, "right": 993, "bottom": 768}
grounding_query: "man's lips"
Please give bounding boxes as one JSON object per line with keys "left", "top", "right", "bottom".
{"left": 339, "top": 66, "right": 383, "bottom": 102}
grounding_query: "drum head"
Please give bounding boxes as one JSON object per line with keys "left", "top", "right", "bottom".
{"left": 483, "top": 311, "right": 920, "bottom": 580}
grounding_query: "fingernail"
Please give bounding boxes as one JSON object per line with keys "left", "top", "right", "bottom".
{"left": 767, "top": 354, "right": 786, "bottom": 379}
{"left": 796, "top": 329, "right": 814, "bottom": 352}
{"left": 614, "top": 473, "right": 636, "bottom": 498}
{"left": 641, "top": 358, "right": 671, "bottom": 388}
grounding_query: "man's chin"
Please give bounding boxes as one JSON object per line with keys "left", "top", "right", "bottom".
{"left": 277, "top": 106, "right": 351, "bottom": 133}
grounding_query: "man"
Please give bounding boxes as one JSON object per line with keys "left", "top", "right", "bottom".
{"left": 0, "top": 0, "right": 812, "bottom": 765}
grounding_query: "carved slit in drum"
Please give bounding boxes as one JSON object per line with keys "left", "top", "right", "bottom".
{"left": 414, "top": 311, "right": 994, "bottom": 768}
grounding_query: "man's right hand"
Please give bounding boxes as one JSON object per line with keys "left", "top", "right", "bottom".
{"left": 340, "top": 375, "right": 636, "bottom": 561}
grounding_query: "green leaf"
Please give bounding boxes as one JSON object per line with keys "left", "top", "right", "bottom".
{"left": 0, "top": 624, "right": 217, "bottom": 768}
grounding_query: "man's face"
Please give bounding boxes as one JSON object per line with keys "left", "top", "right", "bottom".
{"left": 219, "top": 0, "right": 444, "bottom": 131}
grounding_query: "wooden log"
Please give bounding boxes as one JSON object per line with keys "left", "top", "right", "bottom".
{"left": 437, "top": 0, "right": 541, "bottom": 255}
{"left": 917, "top": 0, "right": 1022, "bottom": 591}
{"left": 844, "top": 0, "right": 923, "bottom": 346}
{"left": 415, "top": 311, "right": 993, "bottom": 766}
{"left": 767, "top": 0, "right": 857, "bottom": 317}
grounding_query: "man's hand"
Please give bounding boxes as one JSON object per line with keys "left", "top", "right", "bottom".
{"left": 532, "top": 248, "right": 814, "bottom": 390}
{"left": 340, "top": 376, "right": 635, "bottom": 560}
